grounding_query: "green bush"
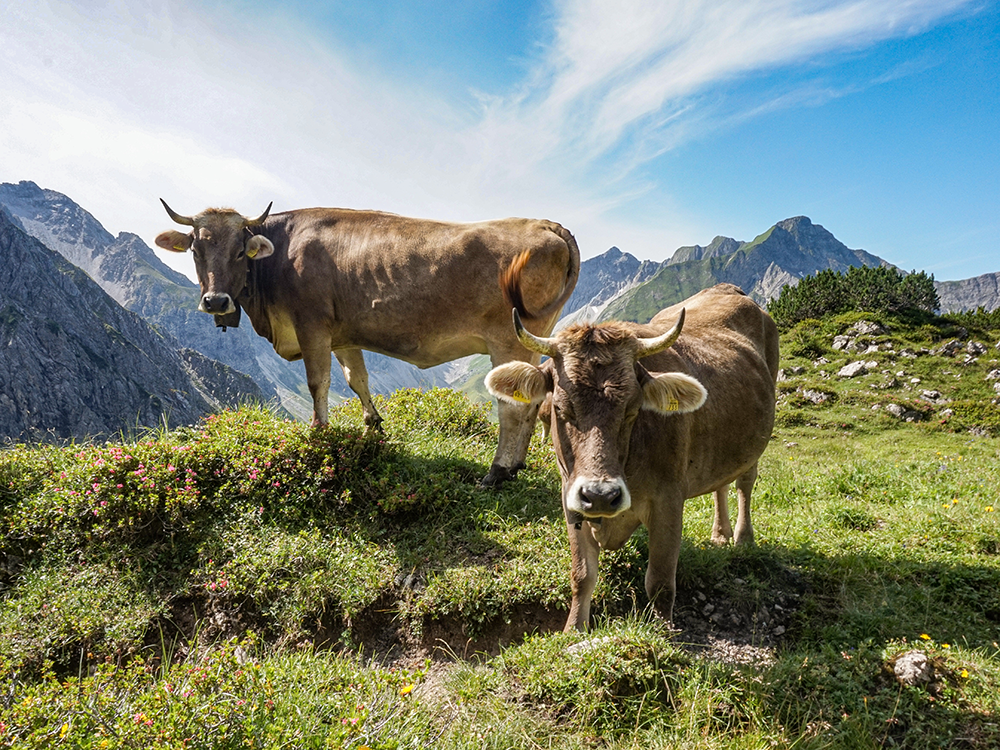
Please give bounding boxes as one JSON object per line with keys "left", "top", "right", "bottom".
{"left": 769, "top": 266, "right": 939, "bottom": 330}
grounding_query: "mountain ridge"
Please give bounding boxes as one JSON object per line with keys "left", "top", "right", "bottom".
{"left": 0, "top": 208, "right": 264, "bottom": 442}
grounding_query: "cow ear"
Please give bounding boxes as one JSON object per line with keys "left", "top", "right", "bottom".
{"left": 155, "top": 230, "right": 192, "bottom": 253}
{"left": 485, "top": 361, "right": 551, "bottom": 406}
{"left": 642, "top": 372, "right": 707, "bottom": 414}
{"left": 246, "top": 235, "right": 274, "bottom": 260}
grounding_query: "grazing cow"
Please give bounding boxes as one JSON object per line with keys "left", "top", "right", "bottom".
{"left": 485, "top": 281, "right": 779, "bottom": 630}
{"left": 155, "top": 202, "right": 579, "bottom": 486}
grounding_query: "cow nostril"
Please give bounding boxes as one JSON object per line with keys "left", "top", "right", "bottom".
{"left": 608, "top": 487, "right": 623, "bottom": 508}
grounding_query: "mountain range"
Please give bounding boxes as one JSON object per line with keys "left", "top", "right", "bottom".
{"left": 565, "top": 216, "right": 998, "bottom": 325}
{"left": 1, "top": 180, "right": 997, "bottom": 442}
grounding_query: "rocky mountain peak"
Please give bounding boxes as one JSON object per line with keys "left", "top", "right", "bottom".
{"left": 0, "top": 181, "right": 114, "bottom": 279}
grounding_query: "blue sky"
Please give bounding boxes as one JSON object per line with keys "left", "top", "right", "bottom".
{"left": 1, "top": 0, "right": 997, "bottom": 282}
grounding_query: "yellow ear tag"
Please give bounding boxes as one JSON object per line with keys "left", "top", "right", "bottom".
{"left": 511, "top": 389, "right": 530, "bottom": 404}
{"left": 665, "top": 397, "right": 679, "bottom": 411}
{"left": 173, "top": 244, "right": 186, "bottom": 252}
{"left": 246, "top": 245, "right": 258, "bottom": 259}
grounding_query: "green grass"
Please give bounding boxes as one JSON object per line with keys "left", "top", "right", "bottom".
{"left": 2, "top": 315, "right": 1000, "bottom": 748}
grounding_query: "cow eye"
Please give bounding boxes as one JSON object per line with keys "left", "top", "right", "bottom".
{"left": 235, "top": 247, "right": 246, "bottom": 260}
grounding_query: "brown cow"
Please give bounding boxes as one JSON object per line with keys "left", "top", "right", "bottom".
{"left": 155, "top": 202, "right": 579, "bottom": 486}
{"left": 485, "top": 282, "right": 778, "bottom": 630}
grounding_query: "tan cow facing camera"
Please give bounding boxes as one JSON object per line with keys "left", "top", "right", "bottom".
{"left": 486, "top": 280, "right": 778, "bottom": 630}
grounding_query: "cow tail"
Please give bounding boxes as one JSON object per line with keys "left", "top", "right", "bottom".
{"left": 500, "top": 250, "right": 534, "bottom": 319}
{"left": 500, "top": 224, "right": 581, "bottom": 322}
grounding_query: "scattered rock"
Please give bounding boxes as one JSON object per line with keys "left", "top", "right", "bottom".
{"left": 986, "top": 369, "right": 1000, "bottom": 381}
{"left": 837, "top": 361, "right": 877, "bottom": 378}
{"left": 813, "top": 357, "right": 830, "bottom": 366}
{"left": 777, "top": 366, "right": 806, "bottom": 381}
{"left": 851, "top": 320, "right": 886, "bottom": 336}
{"left": 899, "top": 348, "right": 918, "bottom": 359}
{"left": 799, "top": 389, "right": 830, "bottom": 404}
{"left": 967, "top": 341, "right": 987, "bottom": 356}
{"left": 893, "top": 650, "right": 932, "bottom": 687}
{"left": 934, "top": 340, "right": 964, "bottom": 357}
{"left": 920, "top": 390, "right": 946, "bottom": 403}
{"left": 885, "top": 404, "right": 923, "bottom": 422}
{"left": 832, "top": 335, "right": 853, "bottom": 351}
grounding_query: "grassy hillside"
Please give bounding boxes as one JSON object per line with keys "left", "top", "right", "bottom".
{"left": 2, "top": 312, "right": 1000, "bottom": 748}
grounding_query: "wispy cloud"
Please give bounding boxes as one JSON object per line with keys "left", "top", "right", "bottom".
{"left": 487, "top": 0, "right": 976, "bottom": 172}
{"left": 0, "top": 0, "right": 979, "bottom": 275}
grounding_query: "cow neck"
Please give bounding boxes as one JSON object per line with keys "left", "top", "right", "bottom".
{"left": 238, "top": 234, "right": 275, "bottom": 344}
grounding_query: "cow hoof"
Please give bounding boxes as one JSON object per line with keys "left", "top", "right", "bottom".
{"left": 478, "top": 462, "right": 525, "bottom": 488}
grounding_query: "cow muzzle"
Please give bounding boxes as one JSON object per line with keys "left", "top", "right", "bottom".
{"left": 199, "top": 292, "right": 237, "bottom": 316}
{"left": 565, "top": 476, "right": 631, "bottom": 518}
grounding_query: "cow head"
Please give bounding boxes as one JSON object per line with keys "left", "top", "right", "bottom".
{"left": 155, "top": 200, "right": 274, "bottom": 318}
{"left": 485, "top": 310, "right": 706, "bottom": 520}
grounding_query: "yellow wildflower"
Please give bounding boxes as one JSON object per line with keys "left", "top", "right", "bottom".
{"left": 920, "top": 634, "right": 931, "bottom": 640}
{"left": 400, "top": 684, "right": 414, "bottom": 696}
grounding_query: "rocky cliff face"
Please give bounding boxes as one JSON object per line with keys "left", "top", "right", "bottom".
{"left": 935, "top": 272, "right": 1000, "bottom": 313}
{"left": 560, "top": 247, "right": 661, "bottom": 325}
{"left": 666, "top": 235, "right": 744, "bottom": 265}
{"left": 0, "top": 209, "right": 263, "bottom": 442}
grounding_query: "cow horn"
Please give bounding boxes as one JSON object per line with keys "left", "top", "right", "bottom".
{"left": 513, "top": 309, "right": 558, "bottom": 357}
{"left": 245, "top": 202, "right": 273, "bottom": 227}
{"left": 636, "top": 308, "right": 685, "bottom": 359}
{"left": 160, "top": 199, "right": 195, "bottom": 227}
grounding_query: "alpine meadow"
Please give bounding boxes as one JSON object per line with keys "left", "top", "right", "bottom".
{"left": 2, "top": 296, "right": 1000, "bottom": 748}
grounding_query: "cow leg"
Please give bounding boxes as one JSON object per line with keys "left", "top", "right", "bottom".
{"left": 300, "top": 334, "right": 333, "bottom": 427}
{"left": 334, "top": 349, "right": 383, "bottom": 432}
{"left": 644, "top": 494, "right": 685, "bottom": 627}
{"left": 732, "top": 463, "right": 757, "bottom": 546}
{"left": 565, "top": 519, "right": 601, "bottom": 632}
{"left": 710, "top": 483, "right": 734, "bottom": 545}
{"left": 481, "top": 397, "right": 539, "bottom": 486}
